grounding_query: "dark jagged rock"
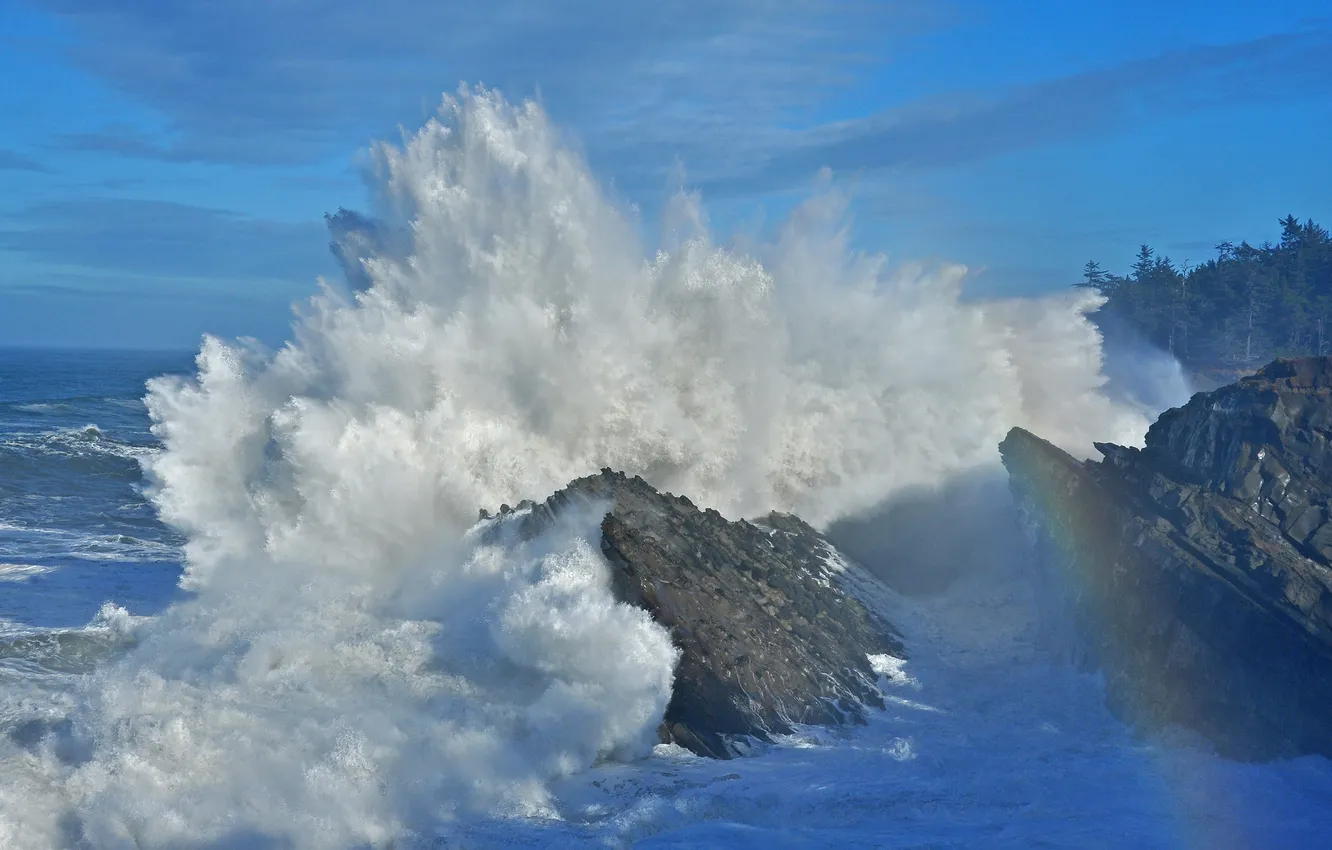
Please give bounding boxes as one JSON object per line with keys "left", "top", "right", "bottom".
{"left": 494, "top": 469, "right": 904, "bottom": 759}
{"left": 1000, "top": 357, "right": 1332, "bottom": 760}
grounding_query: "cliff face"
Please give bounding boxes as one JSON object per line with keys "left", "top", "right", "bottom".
{"left": 488, "top": 470, "right": 904, "bottom": 759}
{"left": 999, "top": 357, "right": 1332, "bottom": 760}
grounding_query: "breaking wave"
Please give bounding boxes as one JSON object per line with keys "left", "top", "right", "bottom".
{"left": 0, "top": 563, "right": 54, "bottom": 582}
{"left": 0, "top": 87, "right": 1159, "bottom": 848}
{"left": 0, "top": 425, "right": 159, "bottom": 482}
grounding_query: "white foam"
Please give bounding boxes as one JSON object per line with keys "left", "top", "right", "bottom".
{"left": 0, "top": 564, "right": 54, "bottom": 582}
{"left": 85, "top": 602, "right": 149, "bottom": 638}
{"left": 868, "top": 653, "right": 918, "bottom": 687}
{"left": 0, "top": 522, "right": 59, "bottom": 535}
{"left": 0, "top": 515, "right": 677, "bottom": 847}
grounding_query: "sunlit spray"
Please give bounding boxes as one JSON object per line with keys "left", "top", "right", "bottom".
{"left": 0, "top": 86, "right": 1169, "bottom": 848}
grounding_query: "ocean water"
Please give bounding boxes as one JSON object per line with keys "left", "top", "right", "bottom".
{"left": 0, "top": 348, "right": 190, "bottom": 634}
{"left": 2, "top": 88, "right": 1331, "bottom": 848}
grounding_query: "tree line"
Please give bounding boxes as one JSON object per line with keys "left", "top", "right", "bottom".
{"left": 1076, "top": 215, "right": 1332, "bottom": 371}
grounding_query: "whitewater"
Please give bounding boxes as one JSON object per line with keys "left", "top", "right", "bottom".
{"left": 1, "top": 87, "right": 1330, "bottom": 848}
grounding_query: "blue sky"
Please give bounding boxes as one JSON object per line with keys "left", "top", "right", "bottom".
{"left": 1, "top": 0, "right": 1329, "bottom": 349}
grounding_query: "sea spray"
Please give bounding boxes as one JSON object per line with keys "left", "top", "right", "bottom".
{"left": 2, "top": 510, "right": 677, "bottom": 848}
{"left": 1, "top": 86, "right": 1162, "bottom": 847}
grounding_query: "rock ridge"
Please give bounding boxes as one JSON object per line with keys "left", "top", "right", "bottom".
{"left": 488, "top": 469, "right": 904, "bottom": 759}
{"left": 1000, "top": 357, "right": 1332, "bottom": 760}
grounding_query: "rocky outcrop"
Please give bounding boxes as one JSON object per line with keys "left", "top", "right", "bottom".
{"left": 487, "top": 470, "right": 904, "bottom": 759}
{"left": 1000, "top": 357, "right": 1332, "bottom": 760}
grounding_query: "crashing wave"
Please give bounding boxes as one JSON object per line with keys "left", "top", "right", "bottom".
{"left": 0, "top": 87, "right": 1156, "bottom": 849}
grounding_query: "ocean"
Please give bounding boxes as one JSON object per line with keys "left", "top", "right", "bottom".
{"left": 3, "top": 89, "right": 1332, "bottom": 848}
{"left": 0, "top": 348, "right": 191, "bottom": 633}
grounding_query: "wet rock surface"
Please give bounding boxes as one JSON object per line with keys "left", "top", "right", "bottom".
{"left": 1000, "top": 357, "right": 1332, "bottom": 760}
{"left": 499, "top": 470, "right": 904, "bottom": 759}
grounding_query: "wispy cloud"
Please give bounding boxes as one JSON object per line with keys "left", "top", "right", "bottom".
{"left": 31, "top": 0, "right": 939, "bottom": 174}
{"left": 0, "top": 149, "right": 53, "bottom": 173}
{"left": 0, "top": 198, "right": 332, "bottom": 281}
{"left": 60, "top": 130, "right": 195, "bottom": 163}
{"left": 29, "top": 1, "right": 1328, "bottom": 202}
{"left": 700, "top": 26, "right": 1332, "bottom": 197}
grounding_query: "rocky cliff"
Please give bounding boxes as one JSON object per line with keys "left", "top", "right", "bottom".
{"left": 1000, "top": 357, "right": 1332, "bottom": 760}
{"left": 485, "top": 470, "right": 905, "bottom": 759}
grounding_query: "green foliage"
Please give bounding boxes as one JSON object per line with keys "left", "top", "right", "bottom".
{"left": 1078, "top": 216, "right": 1332, "bottom": 368}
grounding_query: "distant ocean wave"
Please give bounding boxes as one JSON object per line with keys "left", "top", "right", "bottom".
{"left": 12, "top": 403, "right": 67, "bottom": 413}
{"left": 1, "top": 396, "right": 148, "bottom": 413}
{"left": 0, "top": 563, "right": 55, "bottom": 582}
{"left": 2, "top": 424, "right": 158, "bottom": 461}
{"left": 65, "top": 534, "right": 179, "bottom": 562}
{"left": 0, "top": 426, "right": 160, "bottom": 487}
{"left": 0, "top": 522, "right": 62, "bottom": 535}
{"left": 0, "top": 522, "right": 178, "bottom": 564}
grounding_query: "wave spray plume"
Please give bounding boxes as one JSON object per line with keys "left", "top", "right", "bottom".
{"left": 0, "top": 87, "right": 1154, "bottom": 848}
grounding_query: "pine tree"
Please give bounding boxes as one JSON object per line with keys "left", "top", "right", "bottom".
{"left": 1131, "top": 245, "right": 1156, "bottom": 282}
{"left": 1077, "top": 260, "right": 1108, "bottom": 289}
{"left": 1280, "top": 215, "right": 1302, "bottom": 249}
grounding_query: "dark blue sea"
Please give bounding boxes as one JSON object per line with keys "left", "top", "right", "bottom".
{"left": 0, "top": 349, "right": 192, "bottom": 637}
